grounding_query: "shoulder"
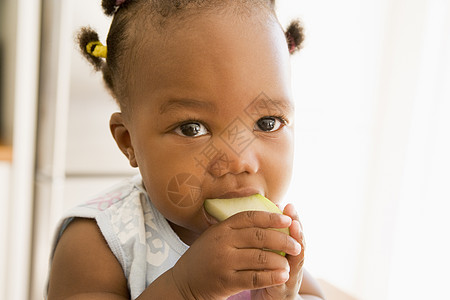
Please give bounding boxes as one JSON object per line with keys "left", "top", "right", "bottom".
{"left": 47, "top": 218, "right": 130, "bottom": 299}
{"left": 79, "top": 175, "right": 142, "bottom": 212}
{"left": 49, "top": 176, "right": 143, "bottom": 259}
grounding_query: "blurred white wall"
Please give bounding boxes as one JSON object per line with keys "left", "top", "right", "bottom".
{"left": 0, "top": 0, "right": 17, "bottom": 144}
{"left": 0, "top": 161, "right": 10, "bottom": 295}
{"left": 278, "top": 0, "right": 385, "bottom": 296}
{"left": 278, "top": 0, "right": 450, "bottom": 299}
{"left": 1, "top": 0, "right": 40, "bottom": 299}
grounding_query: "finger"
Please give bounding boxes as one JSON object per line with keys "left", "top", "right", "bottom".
{"left": 232, "top": 227, "right": 301, "bottom": 256}
{"left": 287, "top": 220, "right": 305, "bottom": 270}
{"left": 284, "top": 220, "right": 305, "bottom": 289}
{"left": 288, "top": 219, "right": 302, "bottom": 244}
{"left": 224, "top": 210, "right": 292, "bottom": 230}
{"left": 231, "top": 248, "right": 289, "bottom": 272}
{"left": 283, "top": 204, "right": 303, "bottom": 232}
{"left": 283, "top": 203, "right": 299, "bottom": 222}
{"left": 281, "top": 204, "right": 306, "bottom": 254}
{"left": 232, "top": 269, "right": 290, "bottom": 290}
{"left": 288, "top": 220, "right": 305, "bottom": 255}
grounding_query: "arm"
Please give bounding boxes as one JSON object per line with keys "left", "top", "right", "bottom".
{"left": 47, "top": 218, "right": 186, "bottom": 300}
{"left": 298, "top": 269, "right": 326, "bottom": 299}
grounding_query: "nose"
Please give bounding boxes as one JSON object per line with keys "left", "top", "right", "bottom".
{"left": 206, "top": 138, "right": 260, "bottom": 178}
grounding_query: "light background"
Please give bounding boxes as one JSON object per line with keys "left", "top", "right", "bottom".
{"left": 0, "top": 0, "right": 449, "bottom": 299}
{"left": 278, "top": 1, "right": 450, "bottom": 299}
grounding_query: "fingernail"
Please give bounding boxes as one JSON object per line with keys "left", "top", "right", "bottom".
{"left": 280, "top": 214, "right": 291, "bottom": 223}
{"left": 294, "top": 241, "right": 302, "bottom": 254}
{"left": 281, "top": 270, "right": 290, "bottom": 281}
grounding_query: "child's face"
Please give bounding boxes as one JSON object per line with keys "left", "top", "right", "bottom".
{"left": 113, "top": 10, "right": 294, "bottom": 244}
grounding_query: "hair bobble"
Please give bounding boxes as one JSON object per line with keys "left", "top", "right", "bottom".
{"left": 86, "top": 41, "right": 108, "bottom": 58}
{"left": 285, "top": 20, "right": 304, "bottom": 55}
{"left": 78, "top": 27, "right": 105, "bottom": 71}
{"left": 286, "top": 33, "right": 296, "bottom": 54}
{"left": 102, "top": 0, "right": 128, "bottom": 16}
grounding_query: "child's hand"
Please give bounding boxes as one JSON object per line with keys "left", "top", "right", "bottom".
{"left": 170, "top": 210, "right": 302, "bottom": 299}
{"left": 251, "top": 203, "right": 305, "bottom": 300}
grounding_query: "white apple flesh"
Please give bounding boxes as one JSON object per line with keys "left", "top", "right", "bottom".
{"left": 204, "top": 194, "right": 290, "bottom": 255}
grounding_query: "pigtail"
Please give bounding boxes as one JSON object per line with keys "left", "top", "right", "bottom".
{"left": 77, "top": 27, "right": 107, "bottom": 71}
{"left": 77, "top": 27, "right": 115, "bottom": 96}
{"left": 285, "top": 19, "right": 304, "bottom": 55}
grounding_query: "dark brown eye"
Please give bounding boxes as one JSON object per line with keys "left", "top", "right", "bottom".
{"left": 174, "top": 122, "right": 208, "bottom": 137}
{"left": 255, "top": 117, "right": 283, "bottom": 132}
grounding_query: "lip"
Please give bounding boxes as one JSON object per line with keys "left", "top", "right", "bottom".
{"left": 203, "top": 206, "right": 219, "bottom": 225}
{"left": 214, "top": 187, "right": 263, "bottom": 199}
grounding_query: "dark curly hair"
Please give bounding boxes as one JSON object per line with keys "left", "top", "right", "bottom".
{"left": 78, "top": 0, "right": 304, "bottom": 110}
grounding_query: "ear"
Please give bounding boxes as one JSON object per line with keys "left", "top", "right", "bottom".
{"left": 110, "top": 112, "right": 138, "bottom": 168}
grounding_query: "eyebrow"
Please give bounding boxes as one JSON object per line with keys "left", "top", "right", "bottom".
{"left": 247, "top": 98, "right": 294, "bottom": 115}
{"left": 268, "top": 99, "right": 294, "bottom": 113}
{"left": 158, "top": 97, "right": 294, "bottom": 115}
{"left": 159, "top": 98, "right": 217, "bottom": 114}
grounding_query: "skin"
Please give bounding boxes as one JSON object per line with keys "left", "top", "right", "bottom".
{"left": 48, "top": 7, "right": 325, "bottom": 300}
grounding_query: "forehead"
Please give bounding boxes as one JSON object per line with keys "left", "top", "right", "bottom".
{"left": 128, "top": 9, "right": 292, "bottom": 114}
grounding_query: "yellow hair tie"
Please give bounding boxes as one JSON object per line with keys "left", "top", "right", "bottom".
{"left": 86, "top": 41, "right": 107, "bottom": 58}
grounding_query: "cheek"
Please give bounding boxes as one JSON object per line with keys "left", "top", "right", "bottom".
{"left": 166, "top": 173, "right": 203, "bottom": 208}
{"left": 141, "top": 166, "right": 206, "bottom": 228}
{"left": 136, "top": 143, "right": 206, "bottom": 212}
{"left": 262, "top": 133, "right": 294, "bottom": 201}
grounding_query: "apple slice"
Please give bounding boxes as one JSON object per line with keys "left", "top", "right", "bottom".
{"left": 204, "top": 194, "right": 290, "bottom": 255}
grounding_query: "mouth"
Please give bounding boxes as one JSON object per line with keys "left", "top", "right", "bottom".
{"left": 214, "top": 187, "right": 263, "bottom": 199}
